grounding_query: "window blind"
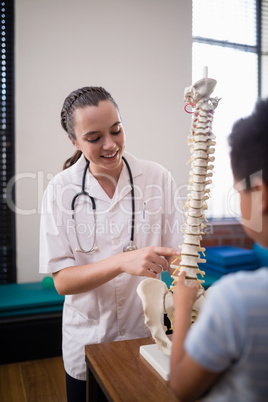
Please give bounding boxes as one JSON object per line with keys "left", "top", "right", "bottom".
{"left": 0, "top": 0, "right": 15, "bottom": 284}
{"left": 193, "top": 0, "right": 257, "bottom": 46}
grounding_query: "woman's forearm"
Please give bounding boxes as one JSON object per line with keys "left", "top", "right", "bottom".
{"left": 52, "top": 246, "right": 180, "bottom": 295}
{"left": 52, "top": 254, "right": 122, "bottom": 295}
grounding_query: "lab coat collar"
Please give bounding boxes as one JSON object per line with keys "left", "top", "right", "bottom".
{"left": 69, "top": 152, "right": 143, "bottom": 204}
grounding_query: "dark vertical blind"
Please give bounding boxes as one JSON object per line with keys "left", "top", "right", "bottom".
{"left": 0, "top": 0, "right": 15, "bottom": 284}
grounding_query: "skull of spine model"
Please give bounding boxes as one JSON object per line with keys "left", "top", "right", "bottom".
{"left": 137, "top": 76, "right": 220, "bottom": 355}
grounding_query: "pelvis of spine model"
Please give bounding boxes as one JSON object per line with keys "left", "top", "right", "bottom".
{"left": 137, "top": 76, "right": 220, "bottom": 355}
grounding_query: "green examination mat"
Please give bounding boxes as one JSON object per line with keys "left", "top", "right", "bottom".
{"left": 0, "top": 282, "right": 64, "bottom": 317}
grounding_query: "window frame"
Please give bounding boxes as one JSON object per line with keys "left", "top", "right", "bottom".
{"left": 193, "top": 0, "right": 262, "bottom": 97}
{"left": 192, "top": 0, "right": 264, "bottom": 222}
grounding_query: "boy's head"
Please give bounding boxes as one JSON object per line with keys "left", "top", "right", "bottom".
{"left": 229, "top": 98, "right": 268, "bottom": 187}
{"left": 229, "top": 98, "right": 268, "bottom": 247}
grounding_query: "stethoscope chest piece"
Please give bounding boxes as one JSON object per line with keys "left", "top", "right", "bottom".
{"left": 123, "top": 241, "right": 138, "bottom": 252}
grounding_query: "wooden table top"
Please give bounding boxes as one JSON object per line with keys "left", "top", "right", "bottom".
{"left": 85, "top": 337, "right": 178, "bottom": 402}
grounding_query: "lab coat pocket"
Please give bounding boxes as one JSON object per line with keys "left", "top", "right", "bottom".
{"left": 64, "top": 305, "right": 97, "bottom": 329}
{"left": 62, "top": 305, "right": 100, "bottom": 377}
{"left": 63, "top": 305, "right": 99, "bottom": 344}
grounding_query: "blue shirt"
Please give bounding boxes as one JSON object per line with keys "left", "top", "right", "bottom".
{"left": 185, "top": 268, "right": 268, "bottom": 402}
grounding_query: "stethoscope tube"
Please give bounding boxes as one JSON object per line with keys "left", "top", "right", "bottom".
{"left": 122, "top": 157, "right": 135, "bottom": 243}
{"left": 71, "top": 160, "right": 98, "bottom": 253}
{"left": 122, "top": 156, "right": 137, "bottom": 252}
{"left": 71, "top": 156, "right": 137, "bottom": 253}
{"left": 71, "top": 160, "right": 96, "bottom": 211}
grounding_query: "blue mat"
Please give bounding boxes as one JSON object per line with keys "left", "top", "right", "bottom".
{"left": 203, "top": 261, "right": 258, "bottom": 276}
{"left": 204, "top": 246, "right": 258, "bottom": 267}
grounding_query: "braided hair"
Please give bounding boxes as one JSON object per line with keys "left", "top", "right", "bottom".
{"left": 61, "top": 86, "right": 119, "bottom": 169}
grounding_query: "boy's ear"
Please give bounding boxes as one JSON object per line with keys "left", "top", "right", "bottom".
{"left": 250, "top": 176, "right": 268, "bottom": 214}
{"left": 262, "top": 181, "right": 268, "bottom": 214}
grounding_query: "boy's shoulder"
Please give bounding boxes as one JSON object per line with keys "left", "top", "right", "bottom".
{"left": 208, "top": 267, "right": 268, "bottom": 309}
{"left": 215, "top": 267, "right": 268, "bottom": 288}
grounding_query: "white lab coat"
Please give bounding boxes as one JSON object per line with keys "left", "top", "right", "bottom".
{"left": 39, "top": 152, "right": 183, "bottom": 380}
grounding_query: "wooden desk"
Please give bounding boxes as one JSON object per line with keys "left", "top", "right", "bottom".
{"left": 85, "top": 337, "right": 178, "bottom": 402}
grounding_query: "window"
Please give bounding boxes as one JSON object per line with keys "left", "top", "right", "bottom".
{"left": 0, "top": 0, "right": 15, "bottom": 284}
{"left": 192, "top": 0, "right": 267, "bottom": 219}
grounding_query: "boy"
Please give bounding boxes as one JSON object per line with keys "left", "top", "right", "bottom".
{"left": 170, "top": 98, "right": 268, "bottom": 401}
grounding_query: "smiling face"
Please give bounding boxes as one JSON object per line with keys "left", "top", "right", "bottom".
{"left": 73, "top": 100, "right": 126, "bottom": 179}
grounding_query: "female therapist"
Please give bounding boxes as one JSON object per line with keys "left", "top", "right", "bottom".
{"left": 39, "top": 86, "right": 182, "bottom": 401}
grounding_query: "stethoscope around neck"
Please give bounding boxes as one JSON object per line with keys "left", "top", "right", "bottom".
{"left": 71, "top": 156, "right": 138, "bottom": 253}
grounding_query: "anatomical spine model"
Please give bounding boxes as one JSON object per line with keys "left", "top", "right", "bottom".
{"left": 137, "top": 72, "right": 220, "bottom": 355}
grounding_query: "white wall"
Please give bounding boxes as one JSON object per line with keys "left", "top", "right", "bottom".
{"left": 15, "top": 0, "right": 192, "bottom": 283}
